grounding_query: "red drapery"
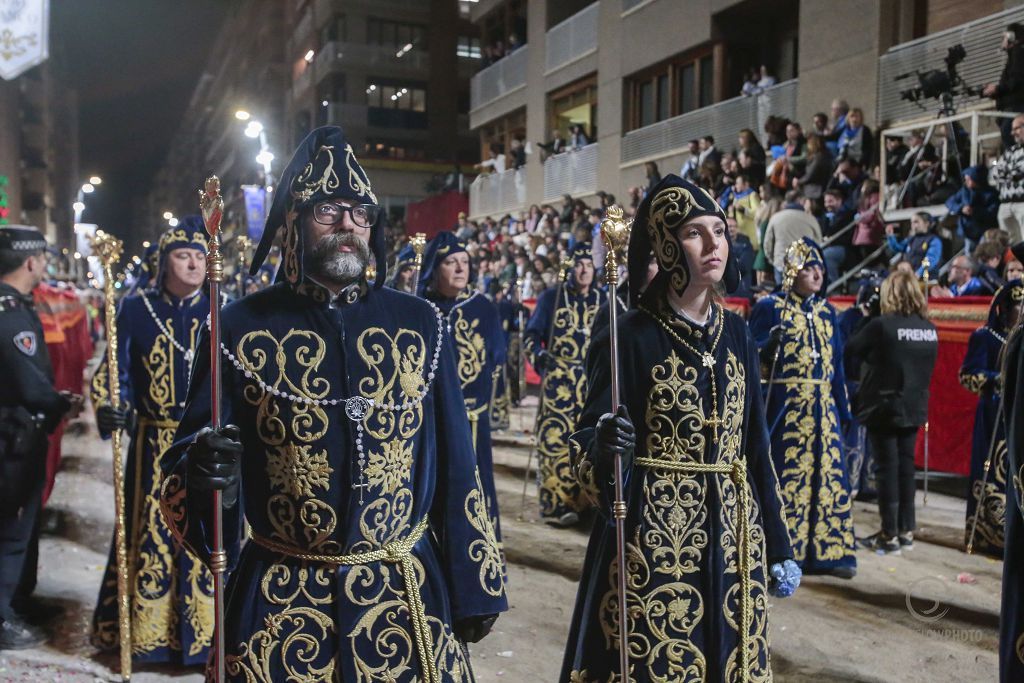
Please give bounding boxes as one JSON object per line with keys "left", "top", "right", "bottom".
{"left": 35, "top": 283, "right": 94, "bottom": 504}
{"left": 404, "top": 191, "right": 469, "bottom": 239}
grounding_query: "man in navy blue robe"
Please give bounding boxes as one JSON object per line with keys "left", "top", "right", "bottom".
{"left": 90, "top": 218, "right": 214, "bottom": 664}
{"left": 960, "top": 280, "right": 1022, "bottom": 557}
{"left": 159, "top": 126, "right": 507, "bottom": 682}
{"left": 524, "top": 244, "right": 605, "bottom": 527}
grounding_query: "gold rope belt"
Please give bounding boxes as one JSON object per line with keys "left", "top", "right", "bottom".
{"left": 766, "top": 378, "right": 829, "bottom": 386}
{"left": 466, "top": 402, "right": 490, "bottom": 447}
{"left": 136, "top": 417, "right": 179, "bottom": 429}
{"left": 634, "top": 457, "right": 755, "bottom": 683}
{"left": 250, "top": 518, "right": 438, "bottom": 683}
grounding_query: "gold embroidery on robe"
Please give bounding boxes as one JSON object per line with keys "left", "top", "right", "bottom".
{"left": 597, "top": 350, "right": 770, "bottom": 682}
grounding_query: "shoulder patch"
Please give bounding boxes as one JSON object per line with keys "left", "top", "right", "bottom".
{"left": 0, "top": 295, "right": 20, "bottom": 312}
{"left": 13, "top": 330, "right": 36, "bottom": 356}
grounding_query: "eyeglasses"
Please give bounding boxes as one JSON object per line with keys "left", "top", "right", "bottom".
{"left": 312, "top": 201, "right": 380, "bottom": 229}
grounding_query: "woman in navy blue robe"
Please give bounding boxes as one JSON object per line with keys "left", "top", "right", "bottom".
{"left": 960, "top": 281, "right": 1022, "bottom": 557}
{"left": 419, "top": 232, "right": 507, "bottom": 549}
{"left": 561, "top": 177, "right": 799, "bottom": 683}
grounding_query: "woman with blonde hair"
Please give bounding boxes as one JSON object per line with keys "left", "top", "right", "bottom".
{"left": 845, "top": 270, "right": 938, "bottom": 554}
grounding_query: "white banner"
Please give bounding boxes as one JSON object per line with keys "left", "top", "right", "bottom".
{"left": 0, "top": 0, "right": 48, "bottom": 81}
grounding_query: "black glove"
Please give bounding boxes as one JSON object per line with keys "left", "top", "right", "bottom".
{"left": 594, "top": 405, "right": 636, "bottom": 470}
{"left": 187, "top": 425, "right": 243, "bottom": 508}
{"left": 534, "top": 350, "right": 554, "bottom": 374}
{"left": 454, "top": 613, "right": 498, "bottom": 643}
{"left": 759, "top": 325, "right": 784, "bottom": 368}
{"left": 96, "top": 403, "right": 134, "bottom": 434}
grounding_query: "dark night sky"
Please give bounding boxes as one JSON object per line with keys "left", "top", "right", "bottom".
{"left": 53, "top": 0, "right": 230, "bottom": 240}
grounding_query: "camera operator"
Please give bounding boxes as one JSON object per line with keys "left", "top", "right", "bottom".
{"left": 845, "top": 271, "right": 938, "bottom": 555}
{"left": 0, "top": 227, "right": 79, "bottom": 650}
{"left": 983, "top": 23, "right": 1024, "bottom": 148}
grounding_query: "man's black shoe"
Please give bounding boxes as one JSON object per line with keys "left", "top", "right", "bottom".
{"left": 0, "top": 615, "right": 46, "bottom": 650}
{"left": 861, "top": 531, "right": 901, "bottom": 555}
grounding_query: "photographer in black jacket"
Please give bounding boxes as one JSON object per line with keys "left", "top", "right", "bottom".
{"left": 984, "top": 23, "right": 1024, "bottom": 149}
{"left": 845, "top": 270, "right": 938, "bottom": 555}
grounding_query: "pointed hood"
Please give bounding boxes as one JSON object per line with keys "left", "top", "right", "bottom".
{"left": 628, "top": 174, "right": 739, "bottom": 306}
{"left": 249, "top": 125, "right": 385, "bottom": 288}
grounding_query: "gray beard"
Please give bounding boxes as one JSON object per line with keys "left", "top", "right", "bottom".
{"left": 308, "top": 233, "right": 372, "bottom": 283}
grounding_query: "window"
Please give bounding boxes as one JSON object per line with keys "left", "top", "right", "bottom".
{"left": 320, "top": 14, "right": 346, "bottom": 44}
{"left": 366, "top": 81, "right": 426, "bottom": 113}
{"left": 548, "top": 77, "right": 597, "bottom": 143}
{"left": 457, "top": 36, "right": 481, "bottom": 59}
{"left": 363, "top": 139, "right": 425, "bottom": 161}
{"left": 626, "top": 46, "right": 717, "bottom": 131}
{"left": 366, "top": 79, "right": 427, "bottom": 129}
{"left": 699, "top": 56, "right": 714, "bottom": 108}
{"left": 367, "top": 18, "right": 425, "bottom": 51}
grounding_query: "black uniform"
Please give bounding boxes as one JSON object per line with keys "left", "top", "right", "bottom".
{"left": 0, "top": 281, "right": 69, "bottom": 623}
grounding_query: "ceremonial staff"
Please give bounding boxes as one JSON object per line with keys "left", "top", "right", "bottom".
{"left": 91, "top": 230, "right": 132, "bottom": 682}
{"left": 409, "top": 232, "right": 427, "bottom": 293}
{"left": 515, "top": 277, "right": 527, "bottom": 431}
{"left": 199, "top": 177, "right": 228, "bottom": 682}
{"left": 599, "top": 206, "right": 631, "bottom": 680}
{"left": 967, "top": 393, "right": 1006, "bottom": 554}
{"left": 518, "top": 256, "right": 573, "bottom": 519}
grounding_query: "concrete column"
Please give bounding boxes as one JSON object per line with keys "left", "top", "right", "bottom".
{"left": 595, "top": 0, "right": 624, "bottom": 204}
{"left": 795, "top": 0, "right": 884, "bottom": 127}
{"left": 525, "top": 2, "right": 548, "bottom": 206}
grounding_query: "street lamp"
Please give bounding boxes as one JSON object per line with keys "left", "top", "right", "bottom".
{"left": 168, "top": 217, "right": 179, "bottom": 227}
{"left": 237, "top": 114, "right": 276, "bottom": 219}
{"left": 162, "top": 211, "right": 173, "bottom": 220}
{"left": 244, "top": 120, "right": 263, "bottom": 139}
{"left": 235, "top": 110, "right": 251, "bottom": 121}
{"left": 89, "top": 176, "right": 102, "bottom": 185}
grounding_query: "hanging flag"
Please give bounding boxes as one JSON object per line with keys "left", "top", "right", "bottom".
{"left": 242, "top": 184, "right": 266, "bottom": 241}
{"left": 0, "top": 0, "right": 49, "bottom": 81}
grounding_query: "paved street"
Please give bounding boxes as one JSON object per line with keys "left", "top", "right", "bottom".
{"left": 0, "top": 398, "right": 1001, "bottom": 682}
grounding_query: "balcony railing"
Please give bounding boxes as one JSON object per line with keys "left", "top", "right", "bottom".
{"left": 470, "top": 45, "right": 528, "bottom": 111}
{"left": 469, "top": 167, "right": 527, "bottom": 218}
{"left": 621, "top": 79, "right": 798, "bottom": 164}
{"left": 544, "top": 143, "right": 599, "bottom": 202}
{"left": 878, "top": 6, "right": 1024, "bottom": 124}
{"left": 315, "top": 41, "right": 429, "bottom": 77}
{"left": 545, "top": 2, "right": 599, "bottom": 73}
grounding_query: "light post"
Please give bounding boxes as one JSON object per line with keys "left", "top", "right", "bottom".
{"left": 73, "top": 176, "right": 101, "bottom": 224}
{"left": 237, "top": 111, "right": 275, "bottom": 219}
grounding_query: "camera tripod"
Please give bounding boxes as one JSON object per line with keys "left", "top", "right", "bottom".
{"left": 893, "top": 92, "right": 966, "bottom": 209}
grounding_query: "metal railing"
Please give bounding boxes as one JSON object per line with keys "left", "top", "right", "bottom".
{"left": 469, "top": 167, "right": 527, "bottom": 218}
{"left": 544, "top": 143, "right": 599, "bottom": 202}
{"left": 827, "top": 244, "right": 889, "bottom": 295}
{"left": 315, "top": 41, "right": 430, "bottom": 76}
{"left": 545, "top": 2, "right": 599, "bottom": 73}
{"left": 878, "top": 5, "right": 1024, "bottom": 125}
{"left": 470, "top": 45, "right": 528, "bottom": 111}
{"left": 621, "top": 79, "right": 798, "bottom": 164}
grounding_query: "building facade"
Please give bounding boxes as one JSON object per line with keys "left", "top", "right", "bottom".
{"left": 143, "top": 0, "right": 287, "bottom": 254}
{"left": 467, "top": 0, "right": 1024, "bottom": 219}
{"left": 286, "top": 0, "right": 481, "bottom": 220}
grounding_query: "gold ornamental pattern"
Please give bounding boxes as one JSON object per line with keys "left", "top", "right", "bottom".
{"left": 595, "top": 350, "right": 770, "bottom": 682}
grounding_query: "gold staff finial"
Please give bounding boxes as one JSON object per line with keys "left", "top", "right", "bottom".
{"left": 600, "top": 205, "right": 631, "bottom": 287}
{"left": 200, "top": 176, "right": 226, "bottom": 285}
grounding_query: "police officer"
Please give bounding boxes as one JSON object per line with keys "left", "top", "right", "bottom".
{"left": 0, "top": 226, "right": 78, "bottom": 649}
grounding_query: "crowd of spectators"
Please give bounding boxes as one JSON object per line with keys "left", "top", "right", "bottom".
{"left": 435, "top": 86, "right": 1024, "bottom": 303}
